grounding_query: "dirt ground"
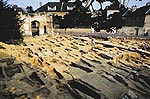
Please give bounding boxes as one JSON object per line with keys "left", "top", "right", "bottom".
{"left": 0, "top": 34, "right": 150, "bottom": 99}
{"left": 55, "top": 28, "right": 107, "bottom": 33}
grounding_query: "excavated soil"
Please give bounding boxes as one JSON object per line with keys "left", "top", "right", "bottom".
{"left": 0, "top": 35, "right": 150, "bottom": 99}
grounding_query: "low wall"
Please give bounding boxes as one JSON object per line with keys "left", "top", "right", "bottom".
{"left": 118, "top": 26, "right": 145, "bottom": 36}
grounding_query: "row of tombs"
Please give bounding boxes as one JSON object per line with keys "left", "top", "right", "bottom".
{"left": 21, "top": 13, "right": 53, "bottom": 36}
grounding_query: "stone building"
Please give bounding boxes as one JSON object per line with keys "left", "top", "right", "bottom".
{"left": 105, "top": 1, "right": 125, "bottom": 18}
{"left": 20, "top": 13, "right": 53, "bottom": 36}
{"left": 105, "top": 2, "right": 120, "bottom": 18}
{"left": 119, "top": 4, "right": 150, "bottom": 36}
{"left": 19, "top": 2, "right": 75, "bottom": 36}
{"left": 35, "top": 2, "right": 75, "bottom": 16}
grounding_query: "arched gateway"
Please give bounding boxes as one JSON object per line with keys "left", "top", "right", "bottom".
{"left": 31, "top": 20, "right": 40, "bottom": 36}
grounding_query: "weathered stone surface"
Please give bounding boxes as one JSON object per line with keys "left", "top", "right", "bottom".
{"left": 0, "top": 35, "right": 150, "bottom": 99}
{"left": 0, "top": 56, "right": 73, "bottom": 99}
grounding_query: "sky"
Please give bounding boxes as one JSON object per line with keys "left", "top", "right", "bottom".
{"left": 7, "top": 0, "right": 150, "bottom": 10}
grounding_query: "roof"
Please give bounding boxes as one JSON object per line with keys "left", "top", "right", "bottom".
{"left": 106, "top": 2, "right": 124, "bottom": 10}
{"left": 35, "top": 2, "right": 75, "bottom": 12}
{"left": 146, "top": 8, "right": 150, "bottom": 15}
{"left": 128, "top": 5, "right": 150, "bottom": 16}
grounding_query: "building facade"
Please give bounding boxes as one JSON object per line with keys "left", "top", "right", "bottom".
{"left": 119, "top": 4, "right": 150, "bottom": 36}
{"left": 20, "top": 13, "right": 53, "bottom": 36}
{"left": 35, "top": 2, "right": 75, "bottom": 16}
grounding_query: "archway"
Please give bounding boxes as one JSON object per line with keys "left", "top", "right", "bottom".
{"left": 31, "top": 20, "right": 40, "bottom": 36}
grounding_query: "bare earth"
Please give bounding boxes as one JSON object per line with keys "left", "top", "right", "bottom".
{"left": 0, "top": 34, "right": 150, "bottom": 99}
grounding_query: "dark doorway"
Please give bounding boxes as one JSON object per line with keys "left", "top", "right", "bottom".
{"left": 135, "top": 28, "right": 139, "bottom": 36}
{"left": 31, "top": 20, "right": 40, "bottom": 36}
{"left": 44, "top": 26, "right": 47, "bottom": 34}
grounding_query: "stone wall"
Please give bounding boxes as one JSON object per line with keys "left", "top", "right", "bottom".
{"left": 144, "top": 14, "right": 150, "bottom": 33}
{"left": 119, "top": 14, "right": 150, "bottom": 36}
{"left": 20, "top": 13, "right": 53, "bottom": 36}
{"left": 118, "top": 26, "right": 145, "bottom": 36}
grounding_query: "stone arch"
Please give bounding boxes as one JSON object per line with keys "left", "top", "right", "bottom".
{"left": 31, "top": 20, "right": 40, "bottom": 36}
